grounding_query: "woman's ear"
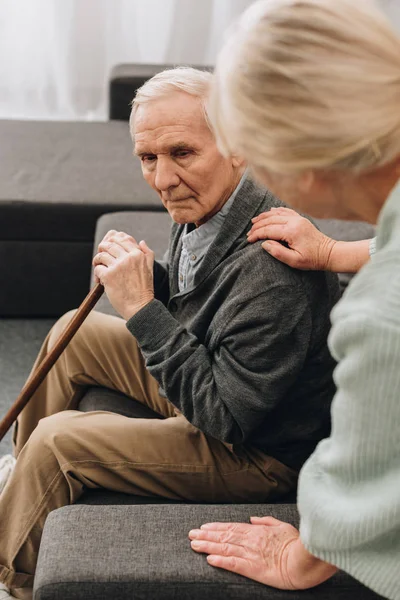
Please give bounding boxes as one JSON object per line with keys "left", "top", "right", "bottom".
{"left": 232, "top": 155, "right": 247, "bottom": 169}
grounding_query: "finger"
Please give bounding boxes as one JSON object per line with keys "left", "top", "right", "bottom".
{"left": 247, "top": 219, "right": 289, "bottom": 241}
{"left": 98, "top": 230, "right": 116, "bottom": 252}
{"left": 140, "top": 241, "right": 155, "bottom": 272}
{"left": 139, "top": 239, "right": 155, "bottom": 259}
{"left": 249, "top": 216, "right": 289, "bottom": 234}
{"left": 270, "top": 207, "right": 298, "bottom": 215}
{"left": 261, "top": 241, "right": 304, "bottom": 269}
{"left": 101, "top": 230, "right": 139, "bottom": 251}
{"left": 247, "top": 224, "right": 290, "bottom": 243}
{"left": 251, "top": 207, "right": 296, "bottom": 223}
{"left": 206, "top": 554, "right": 255, "bottom": 579}
{"left": 93, "top": 264, "right": 107, "bottom": 284}
{"left": 189, "top": 526, "right": 252, "bottom": 546}
{"left": 107, "top": 235, "right": 139, "bottom": 254}
{"left": 250, "top": 516, "right": 284, "bottom": 526}
{"left": 250, "top": 216, "right": 289, "bottom": 230}
{"left": 103, "top": 230, "right": 137, "bottom": 242}
{"left": 98, "top": 241, "right": 126, "bottom": 259}
{"left": 190, "top": 540, "right": 251, "bottom": 559}
{"left": 92, "top": 252, "right": 114, "bottom": 268}
{"left": 102, "top": 229, "right": 118, "bottom": 242}
{"left": 251, "top": 211, "right": 272, "bottom": 224}
{"left": 197, "top": 522, "right": 252, "bottom": 533}
{"left": 251, "top": 211, "right": 289, "bottom": 229}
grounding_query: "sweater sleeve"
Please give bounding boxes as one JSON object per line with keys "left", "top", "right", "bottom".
{"left": 298, "top": 306, "right": 400, "bottom": 599}
{"left": 153, "top": 260, "right": 169, "bottom": 306}
{"left": 126, "top": 283, "right": 311, "bottom": 445}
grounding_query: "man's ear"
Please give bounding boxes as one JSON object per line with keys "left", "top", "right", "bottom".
{"left": 232, "top": 155, "right": 247, "bottom": 169}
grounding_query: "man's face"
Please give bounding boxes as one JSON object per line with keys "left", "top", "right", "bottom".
{"left": 133, "top": 92, "right": 243, "bottom": 225}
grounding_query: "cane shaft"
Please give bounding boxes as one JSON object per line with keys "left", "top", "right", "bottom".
{"left": 0, "top": 283, "right": 104, "bottom": 442}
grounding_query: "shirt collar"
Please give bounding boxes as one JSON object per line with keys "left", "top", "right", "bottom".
{"left": 182, "top": 170, "right": 248, "bottom": 256}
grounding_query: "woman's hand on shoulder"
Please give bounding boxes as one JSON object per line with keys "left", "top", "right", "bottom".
{"left": 247, "top": 207, "right": 336, "bottom": 271}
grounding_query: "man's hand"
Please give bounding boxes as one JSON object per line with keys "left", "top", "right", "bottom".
{"left": 247, "top": 207, "right": 336, "bottom": 271}
{"left": 189, "top": 517, "right": 337, "bottom": 590}
{"left": 93, "top": 230, "right": 155, "bottom": 321}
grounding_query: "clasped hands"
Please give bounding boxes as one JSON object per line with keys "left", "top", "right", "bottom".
{"left": 93, "top": 230, "right": 154, "bottom": 321}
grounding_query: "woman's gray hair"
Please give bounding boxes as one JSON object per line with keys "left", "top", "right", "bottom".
{"left": 210, "top": 0, "right": 400, "bottom": 175}
{"left": 130, "top": 67, "right": 213, "bottom": 135}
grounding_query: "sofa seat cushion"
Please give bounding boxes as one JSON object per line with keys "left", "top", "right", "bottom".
{"left": 34, "top": 504, "right": 384, "bottom": 600}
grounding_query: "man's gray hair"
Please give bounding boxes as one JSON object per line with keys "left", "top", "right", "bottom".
{"left": 129, "top": 67, "right": 213, "bottom": 135}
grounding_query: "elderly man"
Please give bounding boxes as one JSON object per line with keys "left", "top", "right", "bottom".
{"left": 0, "top": 68, "right": 339, "bottom": 599}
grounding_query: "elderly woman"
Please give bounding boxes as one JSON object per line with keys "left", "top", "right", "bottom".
{"left": 188, "top": 1, "right": 400, "bottom": 598}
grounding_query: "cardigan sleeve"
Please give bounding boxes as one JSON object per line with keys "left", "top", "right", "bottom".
{"left": 297, "top": 302, "right": 400, "bottom": 598}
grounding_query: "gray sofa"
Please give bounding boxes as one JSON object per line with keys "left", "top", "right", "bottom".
{"left": 0, "top": 68, "right": 381, "bottom": 598}
{"left": 32, "top": 210, "right": 381, "bottom": 599}
{"left": 0, "top": 119, "right": 162, "bottom": 317}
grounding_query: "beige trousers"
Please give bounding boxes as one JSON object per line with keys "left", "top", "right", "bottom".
{"left": 0, "top": 310, "right": 297, "bottom": 594}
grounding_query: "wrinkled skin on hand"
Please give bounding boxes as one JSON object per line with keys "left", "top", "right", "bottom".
{"left": 189, "top": 516, "right": 338, "bottom": 590}
{"left": 247, "top": 207, "right": 336, "bottom": 271}
{"left": 93, "top": 229, "right": 154, "bottom": 321}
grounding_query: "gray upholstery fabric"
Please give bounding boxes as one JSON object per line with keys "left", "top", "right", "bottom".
{"left": 91, "top": 211, "right": 172, "bottom": 316}
{"left": 314, "top": 219, "right": 375, "bottom": 292}
{"left": 0, "top": 120, "right": 158, "bottom": 212}
{"left": 314, "top": 219, "right": 375, "bottom": 243}
{"left": 34, "top": 504, "right": 384, "bottom": 600}
{"left": 79, "top": 386, "right": 162, "bottom": 420}
{"left": 0, "top": 119, "right": 162, "bottom": 316}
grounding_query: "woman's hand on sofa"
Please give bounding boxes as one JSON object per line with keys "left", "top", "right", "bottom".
{"left": 93, "top": 230, "right": 154, "bottom": 320}
{"left": 189, "top": 516, "right": 337, "bottom": 590}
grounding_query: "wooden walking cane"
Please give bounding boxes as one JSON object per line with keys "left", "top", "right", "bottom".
{"left": 0, "top": 283, "right": 104, "bottom": 443}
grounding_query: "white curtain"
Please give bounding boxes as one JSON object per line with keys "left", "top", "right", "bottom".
{"left": 0, "top": 0, "right": 253, "bottom": 121}
{"left": 0, "top": 0, "right": 398, "bottom": 122}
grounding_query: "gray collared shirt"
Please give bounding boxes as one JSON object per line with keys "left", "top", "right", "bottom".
{"left": 178, "top": 172, "right": 247, "bottom": 292}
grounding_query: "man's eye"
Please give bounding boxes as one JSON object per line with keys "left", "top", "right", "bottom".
{"left": 175, "top": 150, "right": 191, "bottom": 158}
{"left": 141, "top": 155, "right": 156, "bottom": 163}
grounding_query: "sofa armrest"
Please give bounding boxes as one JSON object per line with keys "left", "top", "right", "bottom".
{"left": 91, "top": 210, "right": 172, "bottom": 316}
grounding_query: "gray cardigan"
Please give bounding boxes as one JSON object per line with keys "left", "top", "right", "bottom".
{"left": 298, "top": 182, "right": 400, "bottom": 600}
{"left": 127, "top": 177, "right": 340, "bottom": 470}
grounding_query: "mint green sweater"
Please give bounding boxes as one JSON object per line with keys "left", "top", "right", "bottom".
{"left": 298, "top": 182, "right": 400, "bottom": 600}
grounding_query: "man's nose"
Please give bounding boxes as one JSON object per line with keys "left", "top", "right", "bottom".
{"left": 154, "top": 157, "right": 180, "bottom": 191}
